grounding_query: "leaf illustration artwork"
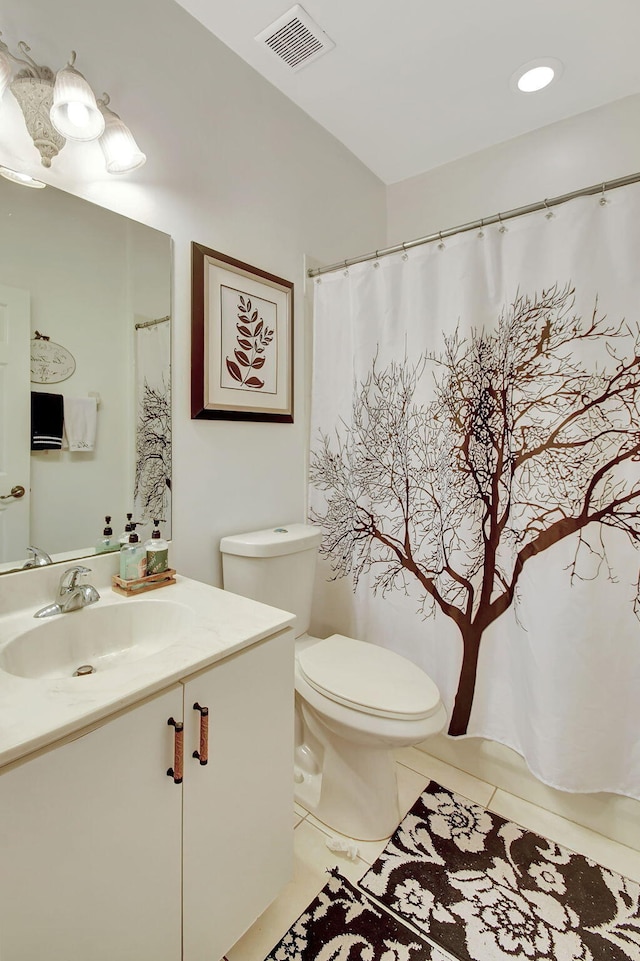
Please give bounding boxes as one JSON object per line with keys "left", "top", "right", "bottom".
{"left": 220, "top": 286, "right": 277, "bottom": 393}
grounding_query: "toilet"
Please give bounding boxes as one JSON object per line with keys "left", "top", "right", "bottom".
{"left": 220, "top": 523, "right": 447, "bottom": 841}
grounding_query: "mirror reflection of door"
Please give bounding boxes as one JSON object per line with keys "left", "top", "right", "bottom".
{"left": 0, "top": 284, "right": 30, "bottom": 563}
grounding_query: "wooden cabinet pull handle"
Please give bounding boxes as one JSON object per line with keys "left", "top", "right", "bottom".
{"left": 167, "top": 717, "right": 184, "bottom": 783}
{"left": 192, "top": 702, "right": 209, "bottom": 765}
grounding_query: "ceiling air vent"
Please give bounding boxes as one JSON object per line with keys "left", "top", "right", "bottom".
{"left": 255, "top": 4, "right": 335, "bottom": 72}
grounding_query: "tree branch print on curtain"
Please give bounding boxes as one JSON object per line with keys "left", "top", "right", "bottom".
{"left": 310, "top": 283, "right": 640, "bottom": 736}
{"left": 134, "top": 379, "right": 171, "bottom": 523}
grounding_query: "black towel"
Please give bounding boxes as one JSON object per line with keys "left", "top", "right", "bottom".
{"left": 31, "top": 391, "right": 64, "bottom": 450}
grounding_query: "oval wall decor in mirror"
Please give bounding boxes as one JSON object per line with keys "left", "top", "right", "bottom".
{"left": 0, "top": 176, "right": 172, "bottom": 574}
{"left": 30, "top": 333, "right": 76, "bottom": 384}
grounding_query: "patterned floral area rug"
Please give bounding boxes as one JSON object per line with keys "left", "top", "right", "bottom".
{"left": 359, "top": 781, "right": 640, "bottom": 961}
{"left": 264, "top": 868, "right": 452, "bottom": 961}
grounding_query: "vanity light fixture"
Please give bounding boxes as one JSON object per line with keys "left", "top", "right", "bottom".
{"left": 97, "top": 95, "right": 146, "bottom": 173}
{"left": 0, "top": 32, "right": 145, "bottom": 174}
{"left": 0, "top": 46, "right": 11, "bottom": 99}
{"left": 0, "top": 164, "right": 46, "bottom": 188}
{"left": 511, "top": 58, "right": 563, "bottom": 94}
{"left": 50, "top": 52, "right": 104, "bottom": 142}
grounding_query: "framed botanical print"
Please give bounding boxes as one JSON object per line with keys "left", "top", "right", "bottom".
{"left": 191, "top": 243, "right": 294, "bottom": 422}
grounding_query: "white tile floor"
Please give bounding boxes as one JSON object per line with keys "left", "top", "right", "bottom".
{"left": 226, "top": 747, "right": 640, "bottom": 961}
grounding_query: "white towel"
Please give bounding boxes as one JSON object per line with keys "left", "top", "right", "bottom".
{"left": 63, "top": 397, "right": 98, "bottom": 452}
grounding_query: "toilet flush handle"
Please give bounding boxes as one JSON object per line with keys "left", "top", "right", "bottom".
{"left": 192, "top": 702, "right": 209, "bottom": 765}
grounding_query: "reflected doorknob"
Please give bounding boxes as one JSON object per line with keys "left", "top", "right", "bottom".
{"left": 0, "top": 485, "right": 26, "bottom": 500}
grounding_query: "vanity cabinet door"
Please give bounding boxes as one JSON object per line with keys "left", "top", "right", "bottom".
{"left": 182, "top": 629, "right": 294, "bottom": 961}
{"left": 0, "top": 685, "right": 184, "bottom": 961}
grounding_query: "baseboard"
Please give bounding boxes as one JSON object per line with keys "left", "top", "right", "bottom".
{"left": 417, "top": 734, "right": 640, "bottom": 853}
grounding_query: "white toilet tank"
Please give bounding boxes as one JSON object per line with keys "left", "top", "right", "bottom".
{"left": 220, "top": 524, "right": 322, "bottom": 637}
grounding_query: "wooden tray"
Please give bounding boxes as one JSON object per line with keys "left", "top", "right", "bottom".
{"left": 111, "top": 569, "right": 177, "bottom": 596}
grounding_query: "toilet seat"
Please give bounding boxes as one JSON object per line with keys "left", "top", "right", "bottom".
{"left": 297, "top": 634, "right": 441, "bottom": 721}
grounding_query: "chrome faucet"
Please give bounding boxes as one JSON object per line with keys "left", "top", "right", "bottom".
{"left": 34, "top": 566, "right": 100, "bottom": 619}
{"left": 23, "top": 546, "right": 53, "bottom": 568}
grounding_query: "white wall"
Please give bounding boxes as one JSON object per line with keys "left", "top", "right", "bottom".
{"left": 385, "top": 93, "right": 640, "bottom": 851}
{"left": 387, "top": 94, "right": 640, "bottom": 245}
{"left": 0, "top": 0, "right": 386, "bottom": 585}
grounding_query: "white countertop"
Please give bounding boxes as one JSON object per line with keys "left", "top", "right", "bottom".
{"left": 0, "top": 556, "right": 295, "bottom": 769}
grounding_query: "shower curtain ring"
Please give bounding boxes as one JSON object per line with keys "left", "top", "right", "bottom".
{"left": 544, "top": 199, "right": 554, "bottom": 220}
{"left": 498, "top": 213, "right": 508, "bottom": 233}
{"left": 343, "top": 260, "right": 349, "bottom": 276}
{"left": 373, "top": 251, "right": 380, "bottom": 268}
{"left": 437, "top": 232, "right": 445, "bottom": 250}
{"left": 600, "top": 183, "right": 609, "bottom": 206}
{"left": 477, "top": 219, "right": 485, "bottom": 239}
{"left": 401, "top": 242, "right": 408, "bottom": 261}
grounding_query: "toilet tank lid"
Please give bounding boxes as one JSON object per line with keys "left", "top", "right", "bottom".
{"left": 220, "top": 523, "right": 322, "bottom": 558}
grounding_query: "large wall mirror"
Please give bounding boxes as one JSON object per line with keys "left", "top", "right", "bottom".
{"left": 0, "top": 177, "right": 172, "bottom": 574}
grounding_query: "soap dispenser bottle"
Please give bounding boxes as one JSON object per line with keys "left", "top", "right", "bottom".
{"left": 96, "top": 515, "right": 118, "bottom": 553}
{"left": 145, "top": 519, "right": 169, "bottom": 575}
{"left": 119, "top": 513, "right": 134, "bottom": 545}
{"left": 119, "top": 525, "right": 147, "bottom": 581}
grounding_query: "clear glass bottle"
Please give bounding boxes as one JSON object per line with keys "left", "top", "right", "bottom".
{"left": 145, "top": 518, "right": 169, "bottom": 575}
{"left": 119, "top": 526, "right": 147, "bottom": 580}
{"left": 95, "top": 515, "right": 118, "bottom": 553}
{"left": 119, "top": 512, "right": 134, "bottom": 545}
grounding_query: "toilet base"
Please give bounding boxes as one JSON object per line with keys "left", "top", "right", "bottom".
{"left": 294, "top": 770, "right": 400, "bottom": 841}
{"left": 294, "top": 767, "right": 321, "bottom": 812}
{"left": 294, "top": 727, "right": 401, "bottom": 841}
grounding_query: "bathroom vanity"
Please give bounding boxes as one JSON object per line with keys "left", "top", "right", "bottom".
{"left": 0, "top": 564, "right": 295, "bottom": 961}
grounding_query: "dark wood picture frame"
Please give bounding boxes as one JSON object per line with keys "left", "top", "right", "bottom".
{"left": 191, "top": 242, "right": 294, "bottom": 422}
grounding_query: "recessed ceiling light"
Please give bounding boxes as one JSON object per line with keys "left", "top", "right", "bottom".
{"left": 518, "top": 66, "right": 554, "bottom": 92}
{"left": 0, "top": 166, "right": 46, "bottom": 189}
{"left": 511, "top": 58, "right": 563, "bottom": 94}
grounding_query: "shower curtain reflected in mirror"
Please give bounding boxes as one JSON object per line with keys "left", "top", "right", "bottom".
{"left": 134, "top": 316, "right": 171, "bottom": 538}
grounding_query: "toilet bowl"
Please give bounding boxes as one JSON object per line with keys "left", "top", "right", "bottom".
{"left": 293, "top": 633, "right": 446, "bottom": 840}
{"left": 220, "top": 524, "right": 447, "bottom": 842}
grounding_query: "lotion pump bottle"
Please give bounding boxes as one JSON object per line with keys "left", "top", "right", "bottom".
{"left": 119, "top": 513, "right": 134, "bottom": 545}
{"left": 96, "top": 515, "right": 118, "bottom": 553}
{"left": 145, "top": 519, "right": 169, "bottom": 575}
{"left": 119, "top": 525, "right": 147, "bottom": 581}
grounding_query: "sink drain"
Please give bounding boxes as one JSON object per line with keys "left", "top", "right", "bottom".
{"left": 73, "top": 664, "right": 96, "bottom": 677}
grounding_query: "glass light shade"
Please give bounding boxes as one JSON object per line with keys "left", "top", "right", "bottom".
{"left": 98, "top": 102, "right": 146, "bottom": 173}
{"left": 50, "top": 62, "right": 105, "bottom": 141}
{"left": 0, "top": 50, "right": 12, "bottom": 101}
{"left": 0, "top": 165, "right": 46, "bottom": 188}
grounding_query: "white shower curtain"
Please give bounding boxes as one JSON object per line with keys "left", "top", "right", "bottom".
{"left": 134, "top": 318, "right": 171, "bottom": 536}
{"left": 309, "top": 182, "right": 640, "bottom": 798}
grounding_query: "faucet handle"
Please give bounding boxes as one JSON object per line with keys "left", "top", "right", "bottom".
{"left": 59, "top": 565, "right": 92, "bottom": 590}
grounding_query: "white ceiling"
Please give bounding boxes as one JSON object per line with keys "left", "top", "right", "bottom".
{"left": 172, "top": 0, "right": 640, "bottom": 185}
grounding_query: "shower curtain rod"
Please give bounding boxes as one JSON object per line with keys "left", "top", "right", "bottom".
{"left": 134, "top": 315, "right": 171, "bottom": 330}
{"left": 307, "top": 171, "right": 640, "bottom": 279}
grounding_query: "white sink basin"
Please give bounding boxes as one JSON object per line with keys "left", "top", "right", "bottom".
{"left": 0, "top": 600, "right": 195, "bottom": 680}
